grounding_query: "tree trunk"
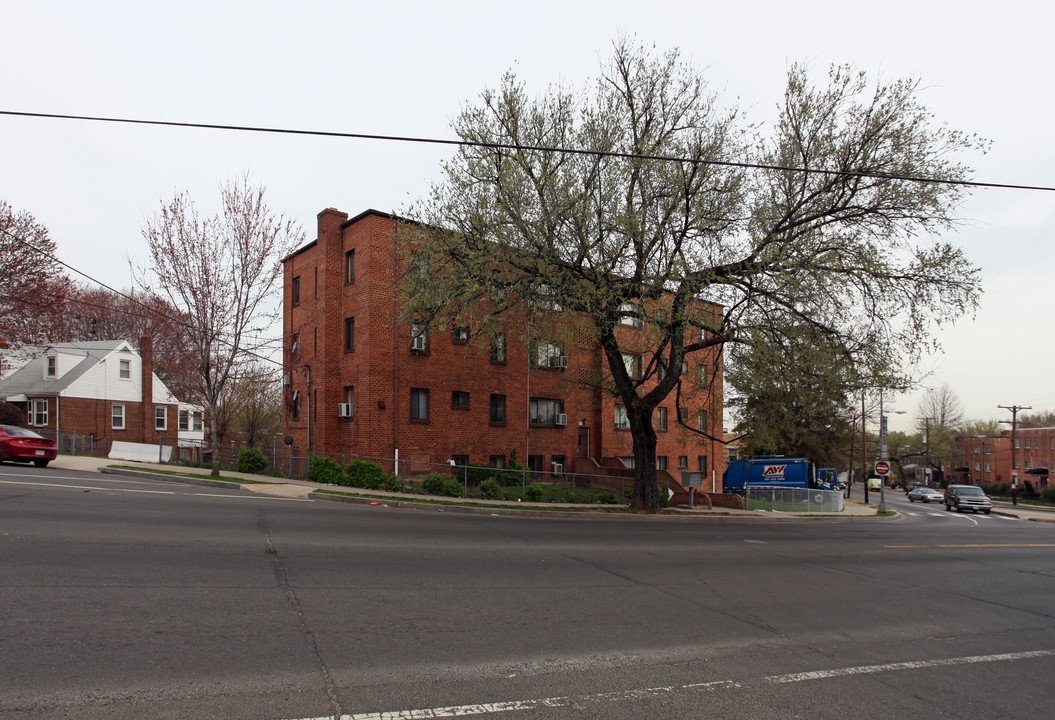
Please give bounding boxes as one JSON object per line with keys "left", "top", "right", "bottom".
{"left": 209, "top": 403, "right": 220, "bottom": 477}
{"left": 629, "top": 401, "right": 660, "bottom": 512}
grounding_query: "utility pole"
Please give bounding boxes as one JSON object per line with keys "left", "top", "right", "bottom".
{"left": 998, "top": 404, "right": 1031, "bottom": 505}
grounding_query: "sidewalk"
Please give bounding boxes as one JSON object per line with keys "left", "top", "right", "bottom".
{"left": 50, "top": 455, "right": 884, "bottom": 521}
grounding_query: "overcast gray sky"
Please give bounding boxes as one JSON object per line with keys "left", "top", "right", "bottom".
{"left": 3, "top": 0, "right": 1052, "bottom": 432}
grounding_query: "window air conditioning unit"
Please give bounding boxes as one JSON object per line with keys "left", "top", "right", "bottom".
{"left": 554, "top": 413, "right": 568, "bottom": 426}
{"left": 337, "top": 403, "right": 353, "bottom": 418}
{"left": 410, "top": 335, "right": 427, "bottom": 352}
{"left": 554, "top": 355, "right": 569, "bottom": 368}
{"left": 551, "top": 462, "right": 564, "bottom": 475}
{"left": 281, "top": 374, "right": 291, "bottom": 386}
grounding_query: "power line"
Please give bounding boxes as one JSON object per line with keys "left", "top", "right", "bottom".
{"left": 3, "top": 109, "right": 1054, "bottom": 193}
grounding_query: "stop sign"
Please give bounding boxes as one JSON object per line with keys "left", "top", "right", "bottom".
{"left": 874, "top": 460, "right": 890, "bottom": 476}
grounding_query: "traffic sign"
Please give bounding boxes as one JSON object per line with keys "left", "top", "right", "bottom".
{"left": 874, "top": 460, "right": 890, "bottom": 476}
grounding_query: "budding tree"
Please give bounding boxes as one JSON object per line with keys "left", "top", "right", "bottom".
{"left": 139, "top": 176, "right": 303, "bottom": 475}
{"left": 0, "top": 200, "right": 69, "bottom": 347}
{"left": 405, "top": 39, "right": 984, "bottom": 511}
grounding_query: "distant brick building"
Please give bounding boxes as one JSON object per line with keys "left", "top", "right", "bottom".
{"left": 282, "top": 209, "right": 725, "bottom": 492}
{"left": 0, "top": 338, "right": 203, "bottom": 454}
{"left": 954, "top": 428, "right": 1053, "bottom": 488}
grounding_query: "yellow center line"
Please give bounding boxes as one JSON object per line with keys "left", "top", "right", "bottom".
{"left": 881, "top": 540, "right": 1055, "bottom": 544}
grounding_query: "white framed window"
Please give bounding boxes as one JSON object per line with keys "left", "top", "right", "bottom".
{"left": 615, "top": 404, "right": 630, "bottom": 429}
{"left": 622, "top": 353, "right": 641, "bottom": 379}
{"left": 529, "top": 397, "right": 564, "bottom": 426}
{"left": 155, "top": 406, "right": 167, "bottom": 431}
{"left": 532, "top": 340, "right": 565, "bottom": 368}
{"left": 618, "top": 302, "right": 641, "bottom": 327}
{"left": 192, "top": 412, "right": 203, "bottom": 431}
{"left": 30, "top": 399, "right": 48, "bottom": 426}
{"left": 179, "top": 410, "right": 190, "bottom": 431}
{"left": 119, "top": 359, "right": 131, "bottom": 379}
{"left": 112, "top": 403, "right": 126, "bottom": 430}
{"left": 46, "top": 356, "right": 57, "bottom": 378}
{"left": 410, "top": 323, "right": 428, "bottom": 352}
{"left": 490, "top": 333, "right": 506, "bottom": 363}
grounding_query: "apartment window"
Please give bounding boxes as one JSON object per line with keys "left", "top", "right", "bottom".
{"left": 452, "top": 391, "right": 470, "bottom": 410}
{"left": 528, "top": 455, "right": 544, "bottom": 473}
{"left": 657, "top": 456, "right": 668, "bottom": 470}
{"left": 489, "top": 394, "right": 506, "bottom": 425}
{"left": 697, "top": 410, "right": 708, "bottom": 433}
{"left": 1026, "top": 458, "right": 1033, "bottom": 469}
{"left": 410, "top": 323, "right": 428, "bottom": 352}
{"left": 615, "top": 404, "right": 630, "bottom": 429}
{"left": 1015, "top": 439, "right": 1020, "bottom": 449}
{"left": 119, "top": 359, "right": 131, "bottom": 379}
{"left": 410, "top": 251, "right": 429, "bottom": 281}
{"left": 552, "top": 455, "right": 566, "bottom": 474}
{"left": 678, "top": 408, "right": 688, "bottom": 424}
{"left": 620, "top": 457, "right": 635, "bottom": 469}
{"left": 974, "top": 462, "right": 981, "bottom": 471}
{"left": 1025, "top": 439, "right": 1032, "bottom": 449}
{"left": 345, "top": 249, "right": 355, "bottom": 283}
{"left": 29, "top": 399, "right": 48, "bottom": 426}
{"left": 678, "top": 456, "right": 688, "bottom": 469}
{"left": 532, "top": 340, "right": 565, "bottom": 369}
{"left": 1015, "top": 459, "right": 1021, "bottom": 469}
{"left": 532, "top": 285, "right": 562, "bottom": 311}
{"left": 618, "top": 302, "right": 641, "bottom": 327}
{"left": 112, "top": 403, "right": 126, "bottom": 430}
{"left": 622, "top": 353, "right": 641, "bottom": 379}
{"left": 192, "top": 412, "right": 203, "bottom": 431}
{"left": 727, "top": 446, "right": 739, "bottom": 462}
{"left": 697, "top": 456, "right": 708, "bottom": 474}
{"left": 343, "top": 386, "right": 354, "bottom": 417}
{"left": 153, "top": 406, "right": 167, "bottom": 431}
{"left": 410, "top": 388, "right": 429, "bottom": 421}
{"left": 657, "top": 407, "right": 668, "bottom": 431}
{"left": 292, "top": 276, "right": 301, "bottom": 304}
{"left": 529, "top": 397, "right": 564, "bottom": 426}
{"left": 985, "top": 445, "right": 991, "bottom": 454}
{"left": 490, "top": 333, "right": 506, "bottom": 364}
{"left": 451, "top": 454, "right": 469, "bottom": 469}
{"left": 985, "top": 463, "right": 992, "bottom": 472}
{"left": 291, "top": 390, "right": 300, "bottom": 420}
{"left": 452, "top": 326, "right": 470, "bottom": 344}
{"left": 46, "top": 356, "right": 57, "bottom": 377}
{"left": 179, "top": 410, "right": 190, "bottom": 431}
{"left": 344, "top": 317, "right": 355, "bottom": 351}
{"left": 489, "top": 455, "right": 506, "bottom": 469}
{"left": 697, "top": 366, "right": 709, "bottom": 386}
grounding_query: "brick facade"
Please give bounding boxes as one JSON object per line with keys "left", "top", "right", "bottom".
{"left": 956, "top": 428, "right": 1053, "bottom": 488}
{"left": 283, "top": 209, "right": 726, "bottom": 491}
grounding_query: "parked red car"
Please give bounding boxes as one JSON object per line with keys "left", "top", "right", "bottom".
{"left": 0, "top": 424, "right": 57, "bottom": 467}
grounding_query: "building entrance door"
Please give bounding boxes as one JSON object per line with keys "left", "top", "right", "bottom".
{"left": 577, "top": 427, "right": 591, "bottom": 459}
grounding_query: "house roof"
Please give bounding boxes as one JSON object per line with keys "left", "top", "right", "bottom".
{"left": 0, "top": 340, "right": 133, "bottom": 398}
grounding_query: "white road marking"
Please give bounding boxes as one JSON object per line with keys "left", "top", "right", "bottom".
{"left": 0, "top": 479, "right": 174, "bottom": 494}
{"left": 298, "top": 649, "right": 1055, "bottom": 720}
{"left": 191, "top": 493, "right": 313, "bottom": 503}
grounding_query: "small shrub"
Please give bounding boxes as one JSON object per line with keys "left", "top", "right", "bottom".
{"left": 422, "top": 473, "right": 462, "bottom": 497}
{"left": 382, "top": 474, "right": 400, "bottom": 492}
{"left": 540, "top": 483, "right": 569, "bottom": 503}
{"left": 1040, "top": 485, "right": 1055, "bottom": 503}
{"left": 480, "top": 477, "right": 500, "bottom": 499}
{"left": 346, "top": 459, "right": 386, "bottom": 489}
{"left": 597, "top": 491, "right": 618, "bottom": 504}
{"left": 235, "top": 448, "right": 269, "bottom": 474}
{"left": 308, "top": 455, "right": 344, "bottom": 485}
{"left": 525, "top": 481, "right": 544, "bottom": 501}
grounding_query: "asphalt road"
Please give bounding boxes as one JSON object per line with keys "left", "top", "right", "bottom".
{"left": 2, "top": 463, "right": 1053, "bottom": 719}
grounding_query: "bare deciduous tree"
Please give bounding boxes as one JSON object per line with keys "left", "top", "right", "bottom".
{"left": 0, "top": 200, "right": 69, "bottom": 347}
{"left": 916, "top": 383, "right": 966, "bottom": 431}
{"left": 139, "top": 176, "right": 303, "bottom": 475}
{"left": 406, "top": 40, "right": 984, "bottom": 512}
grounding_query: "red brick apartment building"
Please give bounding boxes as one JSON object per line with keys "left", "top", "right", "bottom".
{"left": 282, "top": 209, "right": 726, "bottom": 492}
{"left": 956, "top": 428, "right": 1053, "bottom": 488}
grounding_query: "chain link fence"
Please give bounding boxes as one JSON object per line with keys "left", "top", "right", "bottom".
{"left": 744, "top": 486, "right": 845, "bottom": 513}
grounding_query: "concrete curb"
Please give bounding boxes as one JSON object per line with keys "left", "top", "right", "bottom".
{"left": 101, "top": 466, "right": 244, "bottom": 491}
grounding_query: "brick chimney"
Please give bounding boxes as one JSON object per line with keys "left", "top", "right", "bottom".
{"left": 140, "top": 336, "right": 153, "bottom": 442}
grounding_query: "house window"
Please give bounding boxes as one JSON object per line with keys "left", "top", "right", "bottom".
{"left": 193, "top": 412, "right": 203, "bottom": 431}
{"left": 615, "top": 404, "right": 630, "bottom": 429}
{"left": 529, "top": 398, "right": 564, "bottom": 426}
{"left": 532, "top": 340, "right": 565, "bottom": 369}
{"left": 657, "top": 407, "right": 668, "bottom": 431}
{"left": 179, "top": 410, "right": 190, "bottom": 431}
{"left": 292, "top": 276, "right": 301, "bottom": 304}
{"left": 345, "top": 249, "right": 355, "bottom": 283}
{"left": 452, "top": 326, "right": 470, "bottom": 344}
{"left": 112, "top": 403, "right": 126, "bottom": 430}
{"left": 490, "top": 333, "right": 506, "bottom": 364}
{"left": 410, "top": 388, "right": 429, "bottom": 421}
{"left": 622, "top": 353, "right": 641, "bottom": 379}
{"left": 46, "top": 356, "right": 57, "bottom": 377}
{"left": 410, "top": 323, "right": 428, "bottom": 352}
{"left": 678, "top": 456, "right": 688, "bottom": 469}
{"left": 489, "top": 394, "right": 506, "bottom": 425}
{"left": 155, "top": 406, "right": 167, "bottom": 431}
{"left": 657, "top": 456, "right": 668, "bottom": 470}
{"left": 119, "top": 359, "right": 131, "bottom": 379}
{"left": 452, "top": 391, "right": 470, "bottom": 410}
{"left": 697, "top": 410, "right": 708, "bottom": 433}
{"left": 29, "top": 399, "right": 48, "bottom": 426}
{"left": 344, "top": 317, "right": 355, "bottom": 351}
